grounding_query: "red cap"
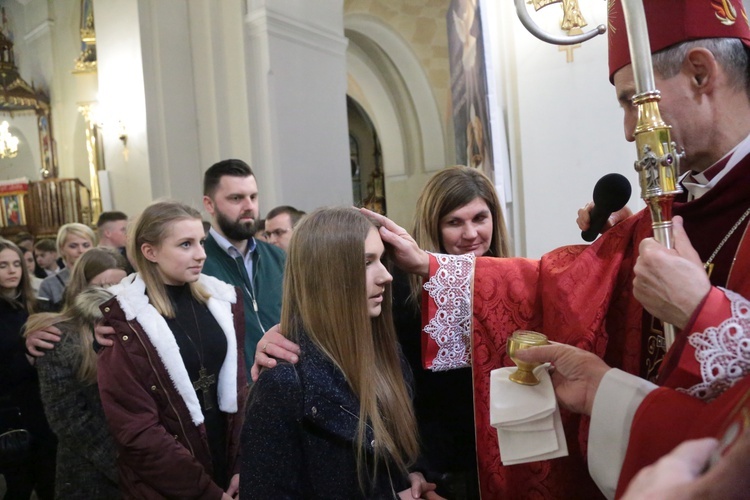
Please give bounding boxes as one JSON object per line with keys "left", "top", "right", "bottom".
{"left": 608, "top": 0, "right": 750, "bottom": 81}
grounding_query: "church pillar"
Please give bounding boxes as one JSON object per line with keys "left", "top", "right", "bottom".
{"left": 94, "top": 0, "right": 154, "bottom": 216}
{"left": 243, "top": 0, "right": 352, "bottom": 213}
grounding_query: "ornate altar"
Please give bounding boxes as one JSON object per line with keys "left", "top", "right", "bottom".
{"left": 0, "top": 177, "right": 92, "bottom": 239}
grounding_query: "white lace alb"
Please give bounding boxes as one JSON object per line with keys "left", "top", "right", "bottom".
{"left": 682, "top": 288, "right": 750, "bottom": 401}
{"left": 422, "top": 253, "right": 474, "bottom": 372}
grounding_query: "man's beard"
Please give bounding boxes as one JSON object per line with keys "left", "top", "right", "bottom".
{"left": 215, "top": 208, "right": 257, "bottom": 242}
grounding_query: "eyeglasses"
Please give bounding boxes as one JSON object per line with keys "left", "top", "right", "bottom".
{"left": 265, "top": 228, "right": 291, "bottom": 239}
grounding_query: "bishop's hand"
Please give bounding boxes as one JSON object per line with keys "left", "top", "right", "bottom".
{"left": 633, "top": 216, "right": 711, "bottom": 329}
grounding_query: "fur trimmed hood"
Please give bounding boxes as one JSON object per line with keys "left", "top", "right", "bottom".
{"left": 109, "top": 273, "right": 238, "bottom": 426}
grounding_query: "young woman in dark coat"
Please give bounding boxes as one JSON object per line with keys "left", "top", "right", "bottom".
{"left": 97, "top": 201, "right": 247, "bottom": 499}
{"left": 252, "top": 167, "right": 510, "bottom": 498}
{"left": 241, "top": 208, "right": 439, "bottom": 499}
{"left": 0, "top": 239, "right": 56, "bottom": 499}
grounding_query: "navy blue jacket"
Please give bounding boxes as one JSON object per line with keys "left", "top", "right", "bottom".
{"left": 240, "top": 333, "right": 413, "bottom": 499}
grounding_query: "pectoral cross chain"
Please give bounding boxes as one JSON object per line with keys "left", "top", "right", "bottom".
{"left": 193, "top": 367, "right": 216, "bottom": 410}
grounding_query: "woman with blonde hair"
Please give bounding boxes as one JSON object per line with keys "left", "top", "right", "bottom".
{"left": 38, "top": 222, "right": 96, "bottom": 311}
{"left": 97, "top": 200, "right": 246, "bottom": 499}
{"left": 241, "top": 207, "right": 438, "bottom": 499}
{"left": 27, "top": 248, "right": 129, "bottom": 498}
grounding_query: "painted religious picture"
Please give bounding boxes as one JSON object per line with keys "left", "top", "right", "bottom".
{"left": 2, "top": 195, "right": 22, "bottom": 226}
{"left": 38, "top": 111, "right": 56, "bottom": 178}
{"left": 447, "top": 0, "right": 494, "bottom": 176}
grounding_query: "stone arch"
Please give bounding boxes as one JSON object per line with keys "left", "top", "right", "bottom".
{"left": 344, "top": 14, "right": 448, "bottom": 178}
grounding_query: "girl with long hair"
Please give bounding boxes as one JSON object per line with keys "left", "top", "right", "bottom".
{"left": 97, "top": 201, "right": 246, "bottom": 499}
{"left": 251, "top": 166, "right": 510, "bottom": 498}
{"left": 28, "top": 248, "right": 129, "bottom": 498}
{"left": 0, "top": 239, "right": 56, "bottom": 499}
{"left": 241, "top": 207, "right": 437, "bottom": 499}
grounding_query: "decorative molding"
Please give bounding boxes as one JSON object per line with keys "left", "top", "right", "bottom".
{"left": 245, "top": 8, "right": 348, "bottom": 58}
{"left": 24, "top": 20, "right": 54, "bottom": 43}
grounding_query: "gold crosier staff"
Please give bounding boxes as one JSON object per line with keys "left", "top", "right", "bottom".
{"left": 619, "top": 0, "right": 683, "bottom": 349}
{"left": 515, "top": 0, "right": 683, "bottom": 349}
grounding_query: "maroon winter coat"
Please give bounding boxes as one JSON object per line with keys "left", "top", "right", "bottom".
{"left": 98, "top": 274, "right": 247, "bottom": 499}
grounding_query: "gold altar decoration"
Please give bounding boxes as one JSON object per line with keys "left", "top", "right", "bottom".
{"left": 527, "top": 0, "right": 591, "bottom": 61}
{"left": 73, "top": 0, "right": 97, "bottom": 74}
{"left": 78, "top": 103, "right": 103, "bottom": 221}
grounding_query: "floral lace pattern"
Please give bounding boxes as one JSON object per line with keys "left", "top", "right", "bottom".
{"left": 683, "top": 288, "right": 750, "bottom": 401}
{"left": 422, "top": 253, "right": 474, "bottom": 372}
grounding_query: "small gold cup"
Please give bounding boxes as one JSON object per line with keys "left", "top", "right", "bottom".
{"left": 507, "top": 330, "right": 549, "bottom": 385}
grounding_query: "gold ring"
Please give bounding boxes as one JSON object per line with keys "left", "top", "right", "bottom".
{"left": 261, "top": 341, "right": 269, "bottom": 353}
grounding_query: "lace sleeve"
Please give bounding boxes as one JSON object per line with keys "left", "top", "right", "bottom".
{"left": 422, "top": 253, "right": 475, "bottom": 372}
{"left": 683, "top": 288, "right": 750, "bottom": 401}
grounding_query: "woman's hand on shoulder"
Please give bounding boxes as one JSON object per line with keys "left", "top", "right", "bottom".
{"left": 24, "top": 325, "right": 62, "bottom": 357}
{"left": 251, "top": 324, "right": 301, "bottom": 382}
{"left": 398, "top": 472, "right": 445, "bottom": 500}
{"left": 94, "top": 324, "right": 116, "bottom": 348}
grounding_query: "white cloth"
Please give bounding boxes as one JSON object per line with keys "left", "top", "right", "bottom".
{"left": 588, "top": 369, "right": 657, "bottom": 500}
{"left": 490, "top": 365, "right": 568, "bottom": 465}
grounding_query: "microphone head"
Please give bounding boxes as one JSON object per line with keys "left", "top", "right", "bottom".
{"left": 592, "top": 173, "right": 632, "bottom": 212}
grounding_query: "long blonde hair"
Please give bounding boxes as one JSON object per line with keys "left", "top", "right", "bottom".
{"left": 24, "top": 287, "right": 113, "bottom": 384}
{"left": 409, "top": 165, "right": 511, "bottom": 301}
{"left": 129, "top": 201, "right": 209, "bottom": 318}
{"left": 281, "top": 207, "right": 419, "bottom": 488}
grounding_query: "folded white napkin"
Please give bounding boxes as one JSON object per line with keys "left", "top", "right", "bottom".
{"left": 490, "top": 365, "right": 568, "bottom": 465}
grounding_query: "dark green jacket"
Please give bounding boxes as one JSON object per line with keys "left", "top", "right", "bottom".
{"left": 203, "top": 235, "right": 285, "bottom": 375}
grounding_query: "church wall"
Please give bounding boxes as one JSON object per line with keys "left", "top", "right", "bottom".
{"left": 137, "top": 0, "right": 203, "bottom": 209}
{"left": 243, "top": 0, "right": 352, "bottom": 216}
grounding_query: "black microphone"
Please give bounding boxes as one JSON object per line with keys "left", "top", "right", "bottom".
{"left": 581, "top": 173, "right": 632, "bottom": 242}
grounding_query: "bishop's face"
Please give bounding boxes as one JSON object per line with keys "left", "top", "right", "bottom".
{"left": 613, "top": 63, "right": 714, "bottom": 174}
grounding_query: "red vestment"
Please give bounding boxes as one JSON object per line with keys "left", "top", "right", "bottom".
{"left": 615, "top": 285, "right": 750, "bottom": 496}
{"left": 421, "top": 155, "right": 750, "bottom": 498}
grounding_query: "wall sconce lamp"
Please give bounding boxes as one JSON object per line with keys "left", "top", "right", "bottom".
{"left": 118, "top": 121, "right": 127, "bottom": 148}
{"left": 0, "top": 121, "right": 20, "bottom": 159}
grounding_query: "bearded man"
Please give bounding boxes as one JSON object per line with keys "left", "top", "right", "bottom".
{"left": 202, "top": 159, "right": 285, "bottom": 375}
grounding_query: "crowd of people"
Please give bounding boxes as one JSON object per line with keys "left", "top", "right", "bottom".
{"left": 1, "top": 0, "right": 750, "bottom": 498}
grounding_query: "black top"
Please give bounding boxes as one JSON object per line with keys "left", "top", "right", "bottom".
{"left": 164, "top": 285, "right": 229, "bottom": 487}
{"left": 391, "top": 268, "right": 478, "bottom": 478}
{"left": 0, "top": 298, "right": 57, "bottom": 464}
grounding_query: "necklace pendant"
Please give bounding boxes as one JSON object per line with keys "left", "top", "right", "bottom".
{"left": 193, "top": 366, "right": 217, "bottom": 410}
{"left": 704, "top": 262, "right": 715, "bottom": 279}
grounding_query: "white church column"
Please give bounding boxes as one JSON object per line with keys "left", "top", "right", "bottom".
{"left": 243, "top": 0, "right": 351, "bottom": 212}
{"left": 93, "top": 0, "right": 153, "bottom": 215}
